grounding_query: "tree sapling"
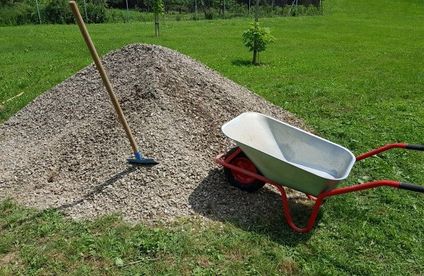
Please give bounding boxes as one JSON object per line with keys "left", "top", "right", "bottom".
{"left": 152, "top": 0, "right": 164, "bottom": 37}
{"left": 242, "top": 21, "right": 275, "bottom": 65}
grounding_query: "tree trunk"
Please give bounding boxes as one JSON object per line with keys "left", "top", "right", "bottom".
{"left": 254, "top": 0, "right": 259, "bottom": 22}
{"left": 253, "top": 0, "right": 260, "bottom": 65}
{"left": 252, "top": 49, "right": 258, "bottom": 65}
{"left": 154, "top": 14, "right": 159, "bottom": 37}
{"left": 125, "top": 0, "right": 129, "bottom": 22}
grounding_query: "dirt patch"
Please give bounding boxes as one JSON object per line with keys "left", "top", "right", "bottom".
{"left": 0, "top": 251, "right": 18, "bottom": 267}
{"left": 0, "top": 44, "right": 309, "bottom": 224}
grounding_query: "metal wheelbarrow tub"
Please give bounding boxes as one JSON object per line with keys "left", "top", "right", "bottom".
{"left": 222, "top": 112, "right": 356, "bottom": 196}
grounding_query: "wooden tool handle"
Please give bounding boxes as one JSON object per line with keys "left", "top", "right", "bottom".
{"left": 69, "top": 1, "right": 139, "bottom": 153}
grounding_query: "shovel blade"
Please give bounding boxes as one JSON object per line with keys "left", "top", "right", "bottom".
{"left": 127, "top": 158, "right": 158, "bottom": 166}
{"left": 127, "top": 151, "right": 158, "bottom": 166}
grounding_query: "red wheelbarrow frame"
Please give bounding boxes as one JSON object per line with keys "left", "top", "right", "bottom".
{"left": 215, "top": 143, "right": 424, "bottom": 233}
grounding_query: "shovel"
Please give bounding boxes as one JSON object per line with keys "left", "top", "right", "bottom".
{"left": 69, "top": 1, "right": 157, "bottom": 166}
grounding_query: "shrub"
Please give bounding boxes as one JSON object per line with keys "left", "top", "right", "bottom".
{"left": 85, "top": 0, "right": 107, "bottom": 23}
{"left": 228, "top": 3, "right": 246, "bottom": 17}
{"left": 204, "top": 8, "right": 214, "bottom": 19}
{"left": 273, "top": 6, "right": 283, "bottom": 16}
{"left": 281, "top": 5, "right": 291, "bottom": 16}
{"left": 44, "top": 0, "right": 74, "bottom": 23}
{"left": 306, "top": 5, "right": 319, "bottom": 16}
{"left": 106, "top": 8, "right": 126, "bottom": 22}
{"left": 42, "top": 0, "right": 106, "bottom": 24}
{"left": 0, "top": 2, "right": 35, "bottom": 25}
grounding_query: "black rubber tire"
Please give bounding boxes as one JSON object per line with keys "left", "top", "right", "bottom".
{"left": 223, "top": 147, "right": 265, "bottom": 193}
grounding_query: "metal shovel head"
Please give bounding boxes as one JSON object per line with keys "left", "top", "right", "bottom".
{"left": 127, "top": 151, "right": 158, "bottom": 166}
{"left": 127, "top": 157, "right": 158, "bottom": 166}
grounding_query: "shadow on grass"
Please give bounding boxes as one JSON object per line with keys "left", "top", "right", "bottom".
{"left": 231, "top": 59, "right": 254, "bottom": 66}
{"left": 231, "top": 59, "right": 271, "bottom": 67}
{"left": 0, "top": 166, "right": 137, "bottom": 230}
{"left": 189, "top": 169, "right": 322, "bottom": 246}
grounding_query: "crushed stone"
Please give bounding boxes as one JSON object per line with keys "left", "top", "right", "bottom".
{"left": 0, "top": 44, "right": 310, "bottom": 225}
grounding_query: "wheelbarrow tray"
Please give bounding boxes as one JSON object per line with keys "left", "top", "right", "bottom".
{"left": 221, "top": 112, "right": 356, "bottom": 196}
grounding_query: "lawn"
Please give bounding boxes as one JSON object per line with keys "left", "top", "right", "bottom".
{"left": 0, "top": 0, "right": 423, "bottom": 274}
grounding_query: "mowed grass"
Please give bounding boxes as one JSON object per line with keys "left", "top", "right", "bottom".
{"left": 0, "top": 0, "right": 423, "bottom": 274}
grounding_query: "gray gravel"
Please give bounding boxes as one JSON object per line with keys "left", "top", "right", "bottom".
{"left": 0, "top": 44, "right": 309, "bottom": 225}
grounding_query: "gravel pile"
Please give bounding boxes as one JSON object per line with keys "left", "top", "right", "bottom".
{"left": 0, "top": 44, "right": 308, "bottom": 225}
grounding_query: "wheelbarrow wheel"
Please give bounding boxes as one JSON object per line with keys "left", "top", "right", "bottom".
{"left": 224, "top": 147, "right": 265, "bottom": 193}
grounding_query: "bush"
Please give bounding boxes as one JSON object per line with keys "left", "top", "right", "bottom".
{"left": 106, "top": 8, "right": 126, "bottom": 22}
{"left": 0, "top": 0, "right": 107, "bottom": 25}
{"left": 44, "top": 0, "right": 74, "bottom": 23}
{"left": 0, "top": 2, "right": 35, "bottom": 25}
{"left": 106, "top": 8, "right": 145, "bottom": 22}
{"left": 204, "top": 8, "right": 214, "bottom": 19}
{"left": 281, "top": 5, "right": 291, "bottom": 16}
{"left": 306, "top": 4, "right": 320, "bottom": 16}
{"left": 43, "top": 0, "right": 106, "bottom": 24}
{"left": 273, "top": 6, "right": 282, "bottom": 16}
{"left": 85, "top": 0, "right": 107, "bottom": 23}
{"left": 228, "top": 3, "right": 247, "bottom": 17}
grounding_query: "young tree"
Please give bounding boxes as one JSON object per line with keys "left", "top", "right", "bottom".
{"left": 242, "top": 0, "right": 274, "bottom": 65}
{"left": 242, "top": 21, "right": 274, "bottom": 65}
{"left": 153, "top": 0, "right": 164, "bottom": 36}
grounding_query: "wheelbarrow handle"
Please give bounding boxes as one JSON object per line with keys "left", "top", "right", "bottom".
{"left": 405, "top": 144, "right": 424, "bottom": 151}
{"left": 399, "top": 182, "right": 424, "bottom": 193}
{"left": 356, "top": 143, "right": 424, "bottom": 161}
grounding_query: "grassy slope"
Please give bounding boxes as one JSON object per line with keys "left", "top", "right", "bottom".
{"left": 0, "top": 0, "right": 423, "bottom": 274}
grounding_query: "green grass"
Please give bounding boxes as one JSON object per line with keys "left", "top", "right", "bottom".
{"left": 1, "top": 0, "right": 424, "bottom": 274}
{"left": 0, "top": 200, "right": 310, "bottom": 274}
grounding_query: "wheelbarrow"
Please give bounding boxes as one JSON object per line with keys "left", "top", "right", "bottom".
{"left": 215, "top": 112, "right": 424, "bottom": 233}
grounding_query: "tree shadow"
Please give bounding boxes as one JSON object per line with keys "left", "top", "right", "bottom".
{"left": 231, "top": 59, "right": 271, "bottom": 67}
{"left": 231, "top": 59, "right": 254, "bottom": 66}
{"left": 189, "top": 168, "right": 323, "bottom": 246}
{"left": 1, "top": 166, "right": 138, "bottom": 230}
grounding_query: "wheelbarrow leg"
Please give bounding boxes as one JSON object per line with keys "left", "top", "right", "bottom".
{"left": 269, "top": 183, "right": 325, "bottom": 233}
{"left": 272, "top": 179, "right": 423, "bottom": 233}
